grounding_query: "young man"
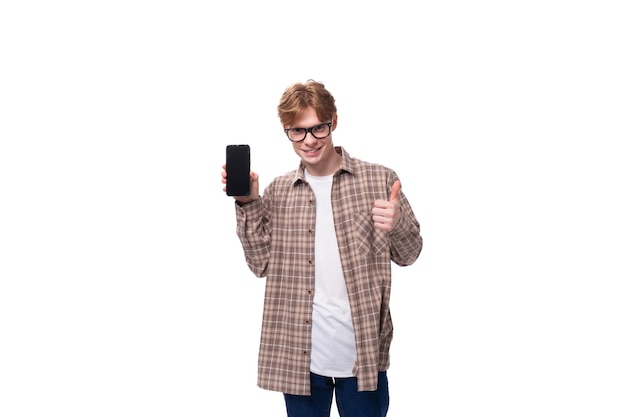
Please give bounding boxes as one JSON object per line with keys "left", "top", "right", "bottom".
{"left": 221, "top": 80, "right": 423, "bottom": 417}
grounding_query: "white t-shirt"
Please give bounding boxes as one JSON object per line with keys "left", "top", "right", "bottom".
{"left": 305, "top": 170, "right": 357, "bottom": 377}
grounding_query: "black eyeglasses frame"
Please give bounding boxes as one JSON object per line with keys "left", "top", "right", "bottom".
{"left": 284, "top": 122, "right": 333, "bottom": 143}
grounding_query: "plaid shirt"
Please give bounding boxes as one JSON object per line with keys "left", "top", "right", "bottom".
{"left": 235, "top": 147, "right": 422, "bottom": 395}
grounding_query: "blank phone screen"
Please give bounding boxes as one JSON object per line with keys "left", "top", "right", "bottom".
{"left": 226, "top": 144, "right": 251, "bottom": 196}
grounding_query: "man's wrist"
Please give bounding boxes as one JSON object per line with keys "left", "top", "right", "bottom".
{"left": 236, "top": 196, "right": 260, "bottom": 206}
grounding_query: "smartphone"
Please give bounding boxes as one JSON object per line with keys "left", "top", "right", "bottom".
{"left": 225, "top": 144, "right": 251, "bottom": 196}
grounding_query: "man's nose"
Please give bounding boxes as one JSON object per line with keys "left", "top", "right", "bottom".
{"left": 303, "top": 131, "right": 319, "bottom": 145}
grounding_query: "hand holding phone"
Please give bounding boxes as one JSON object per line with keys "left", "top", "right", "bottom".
{"left": 225, "top": 144, "right": 251, "bottom": 196}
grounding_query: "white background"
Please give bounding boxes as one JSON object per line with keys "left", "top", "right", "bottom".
{"left": 1, "top": 1, "right": 625, "bottom": 416}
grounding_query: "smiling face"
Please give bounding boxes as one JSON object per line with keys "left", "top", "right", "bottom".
{"left": 286, "top": 106, "right": 341, "bottom": 176}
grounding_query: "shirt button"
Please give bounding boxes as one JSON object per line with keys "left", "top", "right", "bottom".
{"left": 308, "top": 260, "right": 312, "bottom": 265}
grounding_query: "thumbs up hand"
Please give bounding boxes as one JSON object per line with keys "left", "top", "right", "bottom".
{"left": 372, "top": 180, "right": 402, "bottom": 232}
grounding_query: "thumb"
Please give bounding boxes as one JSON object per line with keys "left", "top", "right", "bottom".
{"left": 389, "top": 180, "right": 401, "bottom": 202}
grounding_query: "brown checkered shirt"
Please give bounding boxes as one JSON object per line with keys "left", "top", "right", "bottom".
{"left": 235, "top": 147, "right": 423, "bottom": 395}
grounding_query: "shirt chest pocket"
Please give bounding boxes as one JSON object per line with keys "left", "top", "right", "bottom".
{"left": 351, "top": 212, "right": 388, "bottom": 256}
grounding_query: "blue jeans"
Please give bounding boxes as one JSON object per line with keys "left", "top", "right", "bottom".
{"left": 284, "top": 372, "right": 389, "bottom": 417}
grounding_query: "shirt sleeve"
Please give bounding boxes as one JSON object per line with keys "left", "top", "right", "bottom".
{"left": 235, "top": 196, "right": 272, "bottom": 277}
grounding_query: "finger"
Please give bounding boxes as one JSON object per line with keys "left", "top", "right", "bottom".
{"left": 389, "top": 180, "right": 401, "bottom": 202}
{"left": 250, "top": 171, "right": 260, "bottom": 195}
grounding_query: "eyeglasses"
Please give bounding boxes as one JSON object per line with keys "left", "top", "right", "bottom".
{"left": 284, "top": 122, "right": 332, "bottom": 142}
